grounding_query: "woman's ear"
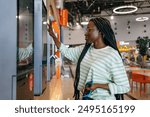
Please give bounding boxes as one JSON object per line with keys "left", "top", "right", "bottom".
{"left": 99, "top": 32, "right": 102, "bottom": 36}
{"left": 100, "top": 32, "right": 105, "bottom": 38}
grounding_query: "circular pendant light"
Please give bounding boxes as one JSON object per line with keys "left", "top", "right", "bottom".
{"left": 113, "top": 5, "right": 138, "bottom": 14}
{"left": 81, "top": 21, "right": 88, "bottom": 25}
{"left": 136, "top": 17, "right": 149, "bottom": 21}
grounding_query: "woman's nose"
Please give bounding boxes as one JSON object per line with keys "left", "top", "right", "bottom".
{"left": 84, "top": 32, "right": 88, "bottom": 36}
{"left": 84, "top": 33, "right": 86, "bottom": 36}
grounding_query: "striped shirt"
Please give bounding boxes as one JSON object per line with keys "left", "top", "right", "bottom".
{"left": 19, "top": 44, "right": 33, "bottom": 62}
{"left": 59, "top": 43, "right": 130, "bottom": 100}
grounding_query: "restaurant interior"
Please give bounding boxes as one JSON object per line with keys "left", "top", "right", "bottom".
{"left": 1, "top": 0, "right": 150, "bottom": 100}
{"left": 35, "top": 0, "right": 150, "bottom": 100}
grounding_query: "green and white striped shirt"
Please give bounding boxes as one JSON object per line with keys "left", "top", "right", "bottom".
{"left": 19, "top": 43, "right": 33, "bottom": 62}
{"left": 59, "top": 43, "right": 130, "bottom": 100}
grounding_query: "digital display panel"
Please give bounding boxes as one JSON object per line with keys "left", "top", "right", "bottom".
{"left": 42, "top": 2, "right": 47, "bottom": 62}
{"left": 17, "top": 0, "right": 34, "bottom": 69}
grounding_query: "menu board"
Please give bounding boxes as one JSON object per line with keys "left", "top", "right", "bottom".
{"left": 42, "top": 2, "right": 47, "bottom": 61}
{"left": 17, "top": 0, "right": 34, "bottom": 69}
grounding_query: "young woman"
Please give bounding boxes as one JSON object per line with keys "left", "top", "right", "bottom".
{"left": 48, "top": 17, "right": 130, "bottom": 100}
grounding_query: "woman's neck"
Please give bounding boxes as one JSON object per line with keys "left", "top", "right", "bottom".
{"left": 93, "top": 38, "right": 106, "bottom": 49}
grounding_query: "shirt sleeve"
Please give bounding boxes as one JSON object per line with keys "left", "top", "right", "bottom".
{"left": 59, "top": 43, "right": 84, "bottom": 63}
{"left": 108, "top": 52, "right": 130, "bottom": 95}
{"left": 19, "top": 43, "right": 33, "bottom": 61}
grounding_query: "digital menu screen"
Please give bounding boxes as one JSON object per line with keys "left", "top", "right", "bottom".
{"left": 17, "top": 0, "right": 34, "bottom": 69}
{"left": 42, "top": 2, "right": 47, "bottom": 62}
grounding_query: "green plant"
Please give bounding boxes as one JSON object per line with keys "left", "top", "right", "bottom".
{"left": 136, "top": 36, "right": 150, "bottom": 56}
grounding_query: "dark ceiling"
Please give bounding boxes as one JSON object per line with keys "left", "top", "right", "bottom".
{"left": 64, "top": 0, "right": 150, "bottom": 24}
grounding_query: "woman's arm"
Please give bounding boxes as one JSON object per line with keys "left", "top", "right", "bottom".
{"left": 47, "top": 21, "right": 84, "bottom": 63}
{"left": 86, "top": 51, "right": 130, "bottom": 94}
{"left": 108, "top": 52, "right": 130, "bottom": 94}
{"left": 87, "top": 83, "right": 109, "bottom": 91}
{"left": 19, "top": 43, "right": 33, "bottom": 62}
{"left": 47, "top": 21, "right": 60, "bottom": 49}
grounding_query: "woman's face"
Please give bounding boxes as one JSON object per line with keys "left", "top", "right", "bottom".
{"left": 84, "top": 21, "right": 100, "bottom": 43}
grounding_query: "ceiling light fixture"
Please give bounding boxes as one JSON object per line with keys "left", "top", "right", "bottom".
{"left": 110, "top": 16, "right": 114, "bottom": 20}
{"left": 81, "top": 16, "right": 89, "bottom": 25}
{"left": 136, "top": 17, "right": 149, "bottom": 21}
{"left": 43, "top": 21, "right": 47, "bottom": 25}
{"left": 81, "top": 21, "right": 88, "bottom": 25}
{"left": 113, "top": 5, "right": 138, "bottom": 14}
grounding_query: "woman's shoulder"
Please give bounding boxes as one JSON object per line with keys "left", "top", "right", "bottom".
{"left": 107, "top": 46, "right": 122, "bottom": 61}
{"left": 106, "top": 46, "right": 119, "bottom": 55}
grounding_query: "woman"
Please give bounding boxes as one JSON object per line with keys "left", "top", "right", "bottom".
{"left": 48, "top": 17, "right": 130, "bottom": 100}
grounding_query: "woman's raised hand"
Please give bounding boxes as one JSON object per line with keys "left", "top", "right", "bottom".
{"left": 47, "top": 20, "right": 61, "bottom": 48}
{"left": 47, "top": 21, "right": 56, "bottom": 39}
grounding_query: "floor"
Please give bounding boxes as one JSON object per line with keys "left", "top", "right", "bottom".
{"left": 34, "top": 75, "right": 74, "bottom": 100}
{"left": 34, "top": 64, "right": 150, "bottom": 100}
{"left": 34, "top": 76, "right": 150, "bottom": 100}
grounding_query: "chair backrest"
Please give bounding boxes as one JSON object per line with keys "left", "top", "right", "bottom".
{"left": 145, "top": 76, "right": 150, "bottom": 82}
{"left": 132, "top": 73, "right": 145, "bottom": 83}
{"left": 143, "top": 70, "right": 150, "bottom": 73}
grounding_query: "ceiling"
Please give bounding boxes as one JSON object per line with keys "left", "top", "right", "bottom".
{"left": 64, "top": 0, "right": 150, "bottom": 23}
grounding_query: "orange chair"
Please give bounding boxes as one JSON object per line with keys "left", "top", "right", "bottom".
{"left": 144, "top": 75, "right": 150, "bottom": 92}
{"left": 132, "top": 70, "right": 144, "bottom": 73}
{"left": 141, "top": 70, "right": 150, "bottom": 91}
{"left": 130, "top": 66, "right": 139, "bottom": 68}
{"left": 131, "top": 70, "right": 144, "bottom": 81}
{"left": 143, "top": 70, "right": 150, "bottom": 73}
{"left": 131, "top": 73, "right": 146, "bottom": 96}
